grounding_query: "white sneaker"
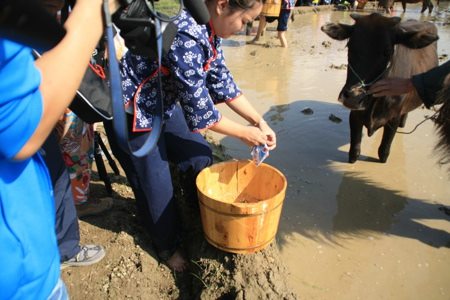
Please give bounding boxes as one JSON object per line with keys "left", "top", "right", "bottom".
{"left": 61, "top": 244, "right": 105, "bottom": 270}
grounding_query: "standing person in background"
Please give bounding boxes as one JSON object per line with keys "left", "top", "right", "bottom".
{"left": 43, "top": 0, "right": 114, "bottom": 219}
{"left": 0, "top": 0, "right": 119, "bottom": 298}
{"left": 56, "top": 112, "right": 113, "bottom": 218}
{"left": 42, "top": 131, "right": 107, "bottom": 269}
{"left": 105, "top": 0, "right": 277, "bottom": 273}
{"left": 249, "top": 0, "right": 282, "bottom": 43}
{"left": 48, "top": 0, "right": 113, "bottom": 218}
{"left": 277, "top": 0, "right": 297, "bottom": 47}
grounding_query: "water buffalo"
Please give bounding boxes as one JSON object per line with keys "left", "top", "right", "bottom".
{"left": 321, "top": 13, "right": 438, "bottom": 163}
{"left": 378, "top": 0, "right": 434, "bottom": 14}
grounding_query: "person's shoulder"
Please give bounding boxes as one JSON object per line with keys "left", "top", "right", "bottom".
{"left": 0, "top": 39, "right": 30, "bottom": 62}
{"left": 173, "top": 10, "right": 208, "bottom": 42}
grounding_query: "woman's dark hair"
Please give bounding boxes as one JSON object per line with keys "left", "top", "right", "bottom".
{"left": 206, "top": 0, "right": 264, "bottom": 11}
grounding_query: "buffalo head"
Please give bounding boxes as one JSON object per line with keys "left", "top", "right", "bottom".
{"left": 321, "top": 13, "right": 437, "bottom": 108}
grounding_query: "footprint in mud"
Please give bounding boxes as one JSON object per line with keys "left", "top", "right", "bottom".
{"left": 329, "top": 113, "right": 342, "bottom": 123}
{"left": 438, "top": 205, "right": 450, "bottom": 216}
{"left": 321, "top": 40, "right": 331, "bottom": 48}
{"left": 263, "top": 42, "right": 276, "bottom": 48}
{"left": 330, "top": 63, "right": 347, "bottom": 70}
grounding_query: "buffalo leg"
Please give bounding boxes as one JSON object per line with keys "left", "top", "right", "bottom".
{"left": 399, "top": 113, "right": 408, "bottom": 128}
{"left": 378, "top": 117, "right": 401, "bottom": 163}
{"left": 402, "top": 0, "right": 406, "bottom": 12}
{"left": 349, "top": 110, "right": 364, "bottom": 163}
{"left": 421, "top": 0, "right": 428, "bottom": 12}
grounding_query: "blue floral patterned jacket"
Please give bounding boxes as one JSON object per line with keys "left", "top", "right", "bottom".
{"left": 119, "top": 9, "right": 242, "bottom": 132}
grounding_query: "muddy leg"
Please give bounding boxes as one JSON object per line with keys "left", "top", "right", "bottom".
{"left": 246, "top": 21, "right": 253, "bottom": 36}
{"left": 378, "top": 118, "right": 400, "bottom": 163}
{"left": 349, "top": 111, "right": 364, "bottom": 163}
{"left": 256, "top": 16, "right": 266, "bottom": 39}
{"left": 278, "top": 31, "right": 288, "bottom": 48}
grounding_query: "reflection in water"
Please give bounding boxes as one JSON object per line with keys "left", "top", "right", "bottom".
{"left": 268, "top": 104, "right": 290, "bottom": 124}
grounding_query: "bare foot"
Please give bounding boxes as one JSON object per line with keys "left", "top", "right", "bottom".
{"left": 247, "top": 37, "right": 259, "bottom": 44}
{"left": 165, "top": 250, "right": 188, "bottom": 272}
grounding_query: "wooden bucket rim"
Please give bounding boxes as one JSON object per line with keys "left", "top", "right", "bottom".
{"left": 196, "top": 159, "right": 287, "bottom": 209}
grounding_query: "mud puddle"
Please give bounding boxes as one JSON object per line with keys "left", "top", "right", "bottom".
{"left": 213, "top": 3, "right": 450, "bottom": 299}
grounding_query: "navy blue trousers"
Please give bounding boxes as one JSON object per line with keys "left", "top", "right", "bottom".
{"left": 105, "top": 106, "right": 212, "bottom": 255}
{"left": 42, "top": 131, "right": 80, "bottom": 262}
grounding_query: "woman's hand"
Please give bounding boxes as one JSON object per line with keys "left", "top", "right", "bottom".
{"left": 239, "top": 126, "right": 269, "bottom": 147}
{"left": 258, "top": 120, "right": 277, "bottom": 150}
{"left": 224, "top": 95, "right": 277, "bottom": 149}
{"left": 208, "top": 116, "right": 276, "bottom": 149}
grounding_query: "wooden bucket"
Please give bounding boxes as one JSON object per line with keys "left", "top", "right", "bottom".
{"left": 260, "top": 0, "right": 282, "bottom": 17}
{"left": 196, "top": 160, "right": 287, "bottom": 254}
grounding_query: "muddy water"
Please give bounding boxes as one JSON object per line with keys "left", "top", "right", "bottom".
{"left": 213, "top": 4, "right": 450, "bottom": 300}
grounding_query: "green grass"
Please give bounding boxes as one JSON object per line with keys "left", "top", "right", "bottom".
{"left": 153, "top": 0, "right": 182, "bottom": 17}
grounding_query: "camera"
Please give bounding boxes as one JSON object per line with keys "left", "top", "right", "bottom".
{"left": 112, "top": 0, "right": 179, "bottom": 58}
{"left": 112, "top": 0, "right": 209, "bottom": 58}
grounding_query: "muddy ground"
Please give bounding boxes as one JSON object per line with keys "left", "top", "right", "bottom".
{"left": 62, "top": 131, "right": 297, "bottom": 300}
{"left": 62, "top": 4, "right": 450, "bottom": 300}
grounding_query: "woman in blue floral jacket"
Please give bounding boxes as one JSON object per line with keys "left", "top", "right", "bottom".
{"left": 105, "top": 0, "right": 276, "bottom": 272}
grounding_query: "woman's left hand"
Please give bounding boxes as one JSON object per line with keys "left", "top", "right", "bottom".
{"left": 258, "top": 120, "right": 277, "bottom": 150}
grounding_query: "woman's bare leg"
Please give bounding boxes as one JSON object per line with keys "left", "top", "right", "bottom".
{"left": 251, "top": 15, "right": 267, "bottom": 42}
{"left": 278, "top": 31, "right": 288, "bottom": 48}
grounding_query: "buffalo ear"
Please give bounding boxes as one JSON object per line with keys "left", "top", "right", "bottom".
{"left": 395, "top": 21, "right": 439, "bottom": 49}
{"left": 350, "top": 13, "right": 362, "bottom": 20}
{"left": 321, "top": 23, "right": 353, "bottom": 41}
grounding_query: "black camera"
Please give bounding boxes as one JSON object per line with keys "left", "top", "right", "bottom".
{"left": 112, "top": 0, "right": 210, "bottom": 58}
{"left": 112, "top": 0, "right": 178, "bottom": 58}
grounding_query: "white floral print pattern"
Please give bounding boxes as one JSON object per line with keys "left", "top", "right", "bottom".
{"left": 119, "top": 9, "right": 241, "bottom": 132}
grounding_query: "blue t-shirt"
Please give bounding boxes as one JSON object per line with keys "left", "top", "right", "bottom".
{"left": 0, "top": 39, "right": 60, "bottom": 300}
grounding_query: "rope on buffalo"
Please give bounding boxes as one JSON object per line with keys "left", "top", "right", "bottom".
{"left": 394, "top": 109, "right": 440, "bottom": 134}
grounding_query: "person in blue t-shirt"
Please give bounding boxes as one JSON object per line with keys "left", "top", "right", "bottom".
{"left": 0, "top": 0, "right": 119, "bottom": 299}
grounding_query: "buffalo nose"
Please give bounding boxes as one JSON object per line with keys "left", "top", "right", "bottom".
{"left": 342, "top": 89, "right": 350, "bottom": 98}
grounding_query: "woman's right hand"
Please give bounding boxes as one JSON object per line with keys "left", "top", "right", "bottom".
{"left": 239, "top": 126, "right": 269, "bottom": 147}
{"left": 208, "top": 117, "right": 268, "bottom": 148}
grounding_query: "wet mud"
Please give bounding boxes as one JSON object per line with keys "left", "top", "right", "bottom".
{"left": 215, "top": 3, "right": 450, "bottom": 299}
{"left": 63, "top": 3, "right": 450, "bottom": 300}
